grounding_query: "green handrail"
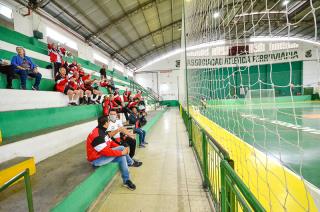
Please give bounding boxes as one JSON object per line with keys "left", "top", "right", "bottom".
{"left": 180, "top": 104, "right": 265, "bottom": 212}
{"left": 221, "top": 160, "right": 266, "bottom": 212}
{"left": 0, "top": 169, "right": 34, "bottom": 212}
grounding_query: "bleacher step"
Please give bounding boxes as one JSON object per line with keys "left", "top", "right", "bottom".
{"left": 0, "top": 120, "right": 96, "bottom": 164}
{"left": 0, "top": 89, "right": 69, "bottom": 111}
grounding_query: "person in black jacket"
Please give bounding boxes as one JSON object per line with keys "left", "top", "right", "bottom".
{"left": 128, "top": 107, "right": 148, "bottom": 148}
{"left": 0, "top": 59, "right": 14, "bottom": 89}
{"left": 100, "top": 64, "right": 107, "bottom": 79}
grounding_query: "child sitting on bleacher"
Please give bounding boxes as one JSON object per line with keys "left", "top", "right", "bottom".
{"left": 55, "top": 67, "right": 80, "bottom": 106}
{"left": 11, "top": 46, "right": 42, "bottom": 90}
{"left": 0, "top": 59, "right": 14, "bottom": 89}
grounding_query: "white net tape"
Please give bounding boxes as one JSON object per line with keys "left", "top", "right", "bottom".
{"left": 180, "top": 0, "right": 320, "bottom": 211}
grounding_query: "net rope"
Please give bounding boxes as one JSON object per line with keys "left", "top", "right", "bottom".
{"left": 181, "top": 0, "right": 320, "bottom": 211}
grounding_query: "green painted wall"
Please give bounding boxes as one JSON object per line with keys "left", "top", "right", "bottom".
{"left": 0, "top": 105, "right": 102, "bottom": 141}
{"left": 160, "top": 100, "right": 179, "bottom": 107}
{"left": 0, "top": 25, "right": 47, "bottom": 54}
{"left": 189, "top": 61, "right": 303, "bottom": 102}
{"left": 0, "top": 74, "right": 55, "bottom": 90}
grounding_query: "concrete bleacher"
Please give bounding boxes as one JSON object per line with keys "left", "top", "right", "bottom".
{"left": 0, "top": 89, "right": 69, "bottom": 111}
{"left": 0, "top": 110, "right": 165, "bottom": 212}
{"left": 0, "top": 26, "right": 132, "bottom": 93}
{"left": 0, "top": 24, "right": 162, "bottom": 212}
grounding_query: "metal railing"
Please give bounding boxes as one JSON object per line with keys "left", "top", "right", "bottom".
{"left": 0, "top": 169, "right": 34, "bottom": 212}
{"left": 180, "top": 105, "right": 265, "bottom": 212}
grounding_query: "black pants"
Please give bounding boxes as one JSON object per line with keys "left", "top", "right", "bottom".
{"left": 53, "top": 62, "right": 62, "bottom": 77}
{"left": 120, "top": 135, "right": 136, "bottom": 158}
{"left": 121, "top": 106, "right": 132, "bottom": 121}
{"left": 0, "top": 65, "right": 14, "bottom": 88}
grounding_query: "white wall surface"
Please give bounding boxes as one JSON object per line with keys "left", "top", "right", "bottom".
{"left": 135, "top": 72, "right": 158, "bottom": 92}
{"left": 135, "top": 70, "right": 179, "bottom": 100}
{"left": 137, "top": 53, "right": 181, "bottom": 72}
{"left": 303, "top": 60, "right": 320, "bottom": 87}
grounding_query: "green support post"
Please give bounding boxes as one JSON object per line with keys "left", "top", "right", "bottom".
{"left": 220, "top": 163, "right": 227, "bottom": 212}
{"left": 0, "top": 169, "right": 34, "bottom": 212}
{"left": 188, "top": 117, "right": 193, "bottom": 147}
{"left": 228, "top": 159, "right": 235, "bottom": 212}
{"left": 24, "top": 169, "right": 34, "bottom": 212}
{"left": 202, "top": 130, "right": 209, "bottom": 190}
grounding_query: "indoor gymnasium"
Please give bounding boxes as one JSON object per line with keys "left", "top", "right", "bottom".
{"left": 0, "top": 0, "right": 320, "bottom": 212}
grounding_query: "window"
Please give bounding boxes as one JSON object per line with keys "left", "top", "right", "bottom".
{"left": 0, "top": 3, "right": 13, "bottom": 29}
{"left": 127, "top": 69, "right": 133, "bottom": 77}
{"left": 0, "top": 3, "right": 12, "bottom": 19}
{"left": 93, "top": 52, "right": 109, "bottom": 68}
{"left": 46, "top": 27, "right": 78, "bottom": 50}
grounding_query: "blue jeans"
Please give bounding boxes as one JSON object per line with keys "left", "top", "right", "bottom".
{"left": 15, "top": 69, "right": 42, "bottom": 89}
{"left": 91, "top": 146, "right": 133, "bottom": 183}
{"left": 134, "top": 128, "right": 146, "bottom": 144}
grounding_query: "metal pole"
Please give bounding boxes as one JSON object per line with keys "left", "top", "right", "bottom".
{"left": 24, "top": 169, "right": 34, "bottom": 212}
{"left": 202, "top": 130, "right": 209, "bottom": 190}
{"left": 182, "top": 0, "right": 192, "bottom": 146}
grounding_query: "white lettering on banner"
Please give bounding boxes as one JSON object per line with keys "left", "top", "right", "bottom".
{"left": 186, "top": 48, "right": 315, "bottom": 69}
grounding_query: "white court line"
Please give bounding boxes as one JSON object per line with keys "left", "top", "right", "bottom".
{"left": 240, "top": 113, "right": 320, "bottom": 135}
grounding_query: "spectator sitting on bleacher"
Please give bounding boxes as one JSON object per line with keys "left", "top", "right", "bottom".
{"left": 55, "top": 67, "right": 80, "bottom": 106}
{"left": 110, "top": 94, "right": 122, "bottom": 112}
{"left": 69, "top": 71, "right": 87, "bottom": 105}
{"left": 11, "top": 46, "right": 42, "bottom": 90}
{"left": 100, "top": 78, "right": 115, "bottom": 94}
{"left": 86, "top": 116, "right": 141, "bottom": 190}
{"left": 133, "top": 90, "right": 142, "bottom": 101}
{"left": 82, "top": 73, "right": 104, "bottom": 104}
{"left": 102, "top": 95, "right": 111, "bottom": 116}
{"left": 68, "top": 60, "right": 78, "bottom": 76}
{"left": 107, "top": 109, "right": 140, "bottom": 160}
{"left": 100, "top": 64, "right": 107, "bottom": 80}
{"left": 0, "top": 59, "right": 14, "bottom": 89}
{"left": 109, "top": 77, "right": 115, "bottom": 90}
{"left": 129, "top": 107, "right": 148, "bottom": 148}
{"left": 123, "top": 88, "right": 131, "bottom": 104}
{"left": 127, "top": 97, "right": 139, "bottom": 110}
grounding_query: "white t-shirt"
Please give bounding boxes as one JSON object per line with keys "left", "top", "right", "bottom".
{"left": 107, "top": 119, "right": 123, "bottom": 138}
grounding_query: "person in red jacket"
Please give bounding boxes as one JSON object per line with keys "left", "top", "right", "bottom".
{"left": 82, "top": 73, "right": 103, "bottom": 104}
{"left": 102, "top": 95, "right": 111, "bottom": 116}
{"left": 69, "top": 71, "right": 88, "bottom": 105}
{"left": 123, "top": 88, "right": 131, "bottom": 103}
{"left": 133, "top": 90, "right": 142, "bottom": 101}
{"left": 48, "top": 43, "right": 64, "bottom": 77}
{"left": 55, "top": 67, "right": 80, "bottom": 106}
{"left": 113, "top": 88, "right": 122, "bottom": 105}
{"left": 87, "top": 116, "right": 140, "bottom": 190}
{"left": 127, "top": 97, "right": 139, "bottom": 110}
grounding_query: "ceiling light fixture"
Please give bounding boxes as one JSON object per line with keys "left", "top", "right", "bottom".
{"left": 283, "top": 0, "right": 289, "bottom": 6}
{"left": 213, "top": 12, "right": 220, "bottom": 19}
